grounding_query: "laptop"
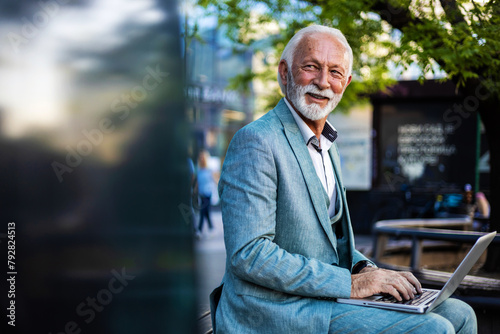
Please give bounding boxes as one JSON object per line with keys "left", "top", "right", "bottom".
{"left": 337, "top": 231, "right": 497, "bottom": 314}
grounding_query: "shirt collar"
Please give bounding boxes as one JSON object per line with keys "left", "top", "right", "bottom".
{"left": 284, "top": 97, "right": 338, "bottom": 150}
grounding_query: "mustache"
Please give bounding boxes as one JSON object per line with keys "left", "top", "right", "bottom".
{"left": 300, "top": 84, "right": 334, "bottom": 99}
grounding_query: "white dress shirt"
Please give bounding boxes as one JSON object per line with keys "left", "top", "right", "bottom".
{"left": 285, "top": 98, "right": 338, "bottom": 217}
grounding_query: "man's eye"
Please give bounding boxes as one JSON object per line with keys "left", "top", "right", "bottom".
{"left": 331, "top": 70, "right": 343, "bottom": 77}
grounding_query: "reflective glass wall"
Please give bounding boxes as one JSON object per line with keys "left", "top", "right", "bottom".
{"left": 0, "top": 0, "right": 196, "bottom": 333}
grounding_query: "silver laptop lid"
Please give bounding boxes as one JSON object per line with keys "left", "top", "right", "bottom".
{"left": 427, "top": 231, "right": 497, "bottom": 312}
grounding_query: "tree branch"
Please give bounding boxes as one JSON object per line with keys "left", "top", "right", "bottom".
{"left": 439, "top": 0, "right": 466, "bottom": 25}
{"left": 368, "top": 0, "right": 422, "bottom": 30}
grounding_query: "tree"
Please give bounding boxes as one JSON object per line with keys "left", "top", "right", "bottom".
{"left": 197, "top": 0, "right": 500, "bottom": 271}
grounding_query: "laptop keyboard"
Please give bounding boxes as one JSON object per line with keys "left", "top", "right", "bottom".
{"left": 378, "top": 290, "right": 439, "bottom": 306}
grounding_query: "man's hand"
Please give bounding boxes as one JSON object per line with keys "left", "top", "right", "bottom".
{"left": 351, "top": 268, "right": 422, "bottom": 301}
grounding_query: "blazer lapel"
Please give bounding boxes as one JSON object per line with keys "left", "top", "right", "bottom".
{"left": 329, "top": 145, "right": 355, "bottom": 260}
{"left": 274, "top": 100, "right": 337, "bottom": 248}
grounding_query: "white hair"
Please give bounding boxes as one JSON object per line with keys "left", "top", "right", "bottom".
{"left": 277, "top": 25, "right": 353, "bottom": 94}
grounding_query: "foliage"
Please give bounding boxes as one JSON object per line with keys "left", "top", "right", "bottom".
{"left": 195, "top": 0, "right": 500, "bottom": 109}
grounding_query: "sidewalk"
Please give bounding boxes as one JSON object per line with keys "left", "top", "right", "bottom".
{"left": 194, "top": 208, "right": 225, "bottom": 316}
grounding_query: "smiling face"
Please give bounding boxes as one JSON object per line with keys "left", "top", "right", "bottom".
{"left": 280, "top": 32, "right": 352, "bottom": 121}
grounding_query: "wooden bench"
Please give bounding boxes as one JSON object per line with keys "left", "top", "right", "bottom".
{"left": 372, "top": 218, "right": 500, "bottom": 306}
{"left": 372, "top": 218, "right": 499, "bottom": 270}
{"left": 198, "top": 310, "right": 213, "bottom": 334}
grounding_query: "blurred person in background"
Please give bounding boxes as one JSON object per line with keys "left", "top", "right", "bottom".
{"left": 196, "top": 150, "right": 216, "bottom": 237}
{"left": 475, "top": 192, "right": 490, "bottom": 218}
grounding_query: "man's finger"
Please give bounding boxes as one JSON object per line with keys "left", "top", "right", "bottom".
{"left": 393, "top": 279, "right": 412, "bottom": 300}
{"left": 384, "top": 284, "right": 403, "bottom": 301}
{"left": 383, "top": 272, "right": 414, "bottom": 300}
{"left": 401, "top": 272, "right": 423, "bottom": 293}
{"left": 401, "top": 278, "right": 415, "bottom": 299}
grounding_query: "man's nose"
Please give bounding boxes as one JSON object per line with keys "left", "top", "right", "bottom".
{"left": 313, "top": 68, "right": 330, "bottom": 91}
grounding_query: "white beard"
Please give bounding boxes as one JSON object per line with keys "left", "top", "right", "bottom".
{"left": 287, "top": 72, "right": 343, "bottom": 121}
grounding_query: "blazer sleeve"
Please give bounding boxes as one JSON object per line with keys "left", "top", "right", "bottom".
{"left": 352, "top": 250, "right": 377, "bottom": 270}
{"left": 219, "top": 125, "right": 352, "bottom": 299}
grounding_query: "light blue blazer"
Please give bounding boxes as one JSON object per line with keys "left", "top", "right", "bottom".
{"left": 211, "top": 99, "right": 371, "bottom": 333}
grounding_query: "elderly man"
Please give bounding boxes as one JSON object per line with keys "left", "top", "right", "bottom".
{"left": 210, "top": 25, "right": 476, "bottom": 333}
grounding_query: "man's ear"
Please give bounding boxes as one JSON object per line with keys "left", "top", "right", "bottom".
{"left": 345, "top": 75, "right": 352, "bottom": 88}
{"left": 278, "top": 60, "right": 288, "bottom": 86}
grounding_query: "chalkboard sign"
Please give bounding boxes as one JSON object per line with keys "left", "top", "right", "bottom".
{"left": 376, "top": 101, "right": 478, "bottom": 192}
